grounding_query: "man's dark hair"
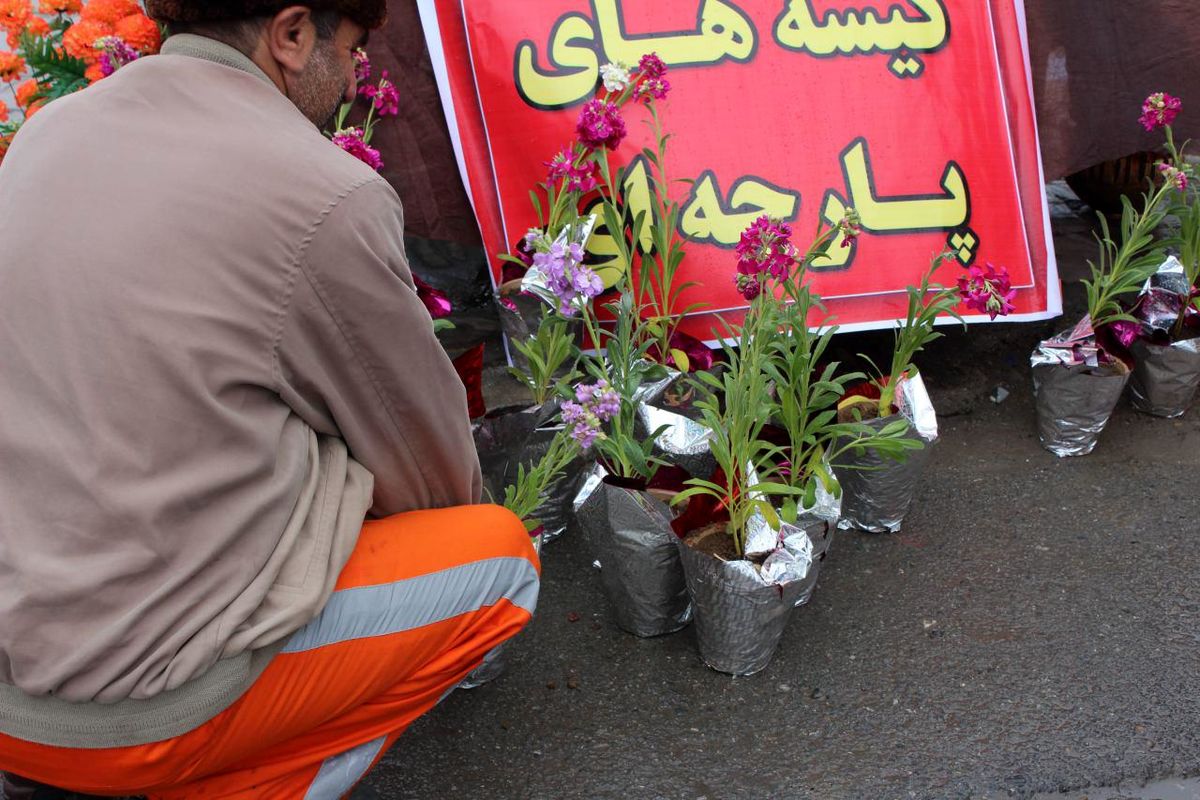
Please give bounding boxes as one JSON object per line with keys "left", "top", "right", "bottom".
{"left": 165, "top": 10, "right": 341, "bottom": 54}
{"left": 146, "top": 2, "right": 387, "bottom": 47}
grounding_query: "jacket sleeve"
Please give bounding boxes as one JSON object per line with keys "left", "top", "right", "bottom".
{"left": 274, "top": 178, "right": 482, "bottom": 516}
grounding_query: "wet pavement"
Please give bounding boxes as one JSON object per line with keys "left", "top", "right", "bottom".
{"left": 365, "top": 185, "right": 1200, "bottom": 799}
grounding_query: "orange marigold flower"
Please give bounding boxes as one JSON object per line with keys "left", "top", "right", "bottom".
{"left": 114, "top": 12, "right": 158, "bottom": 54}
{"left": 15, "top": 76, "right": 40, "bottom": 106}
{"left": 79, "top": 0, "right": 137, "bottom": 25}
{"left": 24, "top": 97, "right": 43, "bottom": 117}
{"left": 0, "top": 103, "right": 8, "bottom": 122}
{"left": 24, "top": 13, "right": 49, "bottom": 35}
{"left": 84, "top": 60, "right": 103, "bottom": 82}
{"left": 0, "top": 0, "right": 32, "bottom": 32}
{"left": 0, "top": 49, "right": 25, "bottom": 80}
{"left": 62, "top": 17, "right": 111, "bottom": 60}
{"left": 40, "top": 0, "right": 81, "bottom": 12}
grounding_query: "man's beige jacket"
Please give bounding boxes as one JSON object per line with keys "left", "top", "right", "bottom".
{"left": 0, "top": 35, "right": 481, "bottom": 747}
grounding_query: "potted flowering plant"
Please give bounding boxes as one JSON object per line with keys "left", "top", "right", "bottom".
{"left": 1118, "top": 94, "right": 1200, "bottom": 417}
{"left": 571, "top": 287, "right": 694, "bottom": 637}
{"left": 834, "top": 254, "right": 1014, "bottom": 533}
{"left": 669, "top": 215, "right": 916, "bottom": 675}
{"left": 1032, "top": 93, "right": 1182, "bottom": 456}
{"left": 1, "top": 0, "right": 161, "bottom": 164}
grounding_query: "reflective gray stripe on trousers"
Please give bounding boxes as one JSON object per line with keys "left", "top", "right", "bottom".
{"left": 283, "top": 556, "right": 539, "bottom": 653}
{"left": 304, "top": 735, "right": 387, "bottom": 800}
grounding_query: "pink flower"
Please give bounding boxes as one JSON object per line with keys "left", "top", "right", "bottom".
{"left": 95, "top": 35, "right": 138, "bottom": 77}
{"left": 353, "top": 48, "right": 371, "bottom": 84}
{"left": 361, "top": 70, "right": 399, "bottom": 116}
{"left": 957, "top": 262, "right": 1016, "bottom": 320}
{"left": 638, "top": 53, "right": 667, "bottom": 81}
{"left": 545, "top": 147, "right": 600, "bottom": 193}
{"left": 1139, "top": 92, "right": 1182, "bottom": 131}
{"left": 332, "top": 127, "right": 383, "bottom": 171}
{"left": 1158, "top": 162, "right": 1189, "bottom": 191}
{"left": 412, "top": 273, "right": 452, "bottom": 320}
{"left": 576, "top": 100, "right": 626, "bottom": 151}
{"left": 735, "top": 215, "right": 795, "bottom": 282}
{"left": 734, "top": 273, "right": 762, "bottom": 301}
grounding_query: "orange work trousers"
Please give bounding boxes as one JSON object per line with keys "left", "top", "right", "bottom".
{"left": 0, "top": 504, "right": 540, "bottom": 799}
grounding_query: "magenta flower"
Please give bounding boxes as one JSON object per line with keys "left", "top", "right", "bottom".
{"left": 735, "top": 215, "right": 795, "bottom": 282}
{"left": 545, "top": 148, "right": 600, "bottom": 193}
{"left": 332, "top": 127, "right": 384, "bottom": 171}
{"left": 361, "top": 71, "right": 400, "bottom": 116}
{"left": 412, "top": 273, "right": 452, "bottom": 320}
{"left": 1158, "top": 162, "right": 1189, "bottom": 192}
{"left": 353, "top": 48, "right": 371, "bottom": 84}
{"left": 95, "top": 36, "right": 139, "bottom": 77}
{"left": 734, "top": 273, "right": 762, "bottom": 301}
{"left": 1139, "top": 92, "right": 1182, "bottom": 131}
{"left": 633, "top": 53, "right": 670, "bottom": 102}
{"left": 838, "top": 209, "right": 862, "bottom": 248}
{"left": 576, "top": 100, "right": 626, "bottom": 151}
{"left": 957, "top": 262, "right": 1016, "bottom": 320}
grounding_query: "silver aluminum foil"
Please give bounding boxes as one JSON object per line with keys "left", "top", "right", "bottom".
{"left": 520, "top": 424, "right": 589, "bottom": 544}
{"left": 1031, "top": 361, "right": 1130, "bottom": 457}
{"left": 1129, "top": 338, "right": 1200, "bottom": 418}
{"left": 742, "top": 462, "right": 840, "bottom": 560}
{"left": 574, "top": 466, "right": 692, "bottom": 637}
{"left": 675, "top": 527, "right": 814, "bottom": 676}
{"left": 635, "top": 402, "right": 717, "bottom": 479}
{"left": 496, "top": 292, "right": 547, "bottom": 373}
{"left": 472, "top": 401, "right": 558, "bottom": 502}
{"left": 634, "top": 363, "right": 681, "bottom": 406}
{"left": 834, "top": 374, "right": 937, "bottom": 534}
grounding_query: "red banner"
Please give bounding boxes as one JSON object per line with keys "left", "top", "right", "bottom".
{"left": 418, "top": 0, "right": 1060, "bottom": 339}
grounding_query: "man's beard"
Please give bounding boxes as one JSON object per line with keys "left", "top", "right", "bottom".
{"left": 290, "top": 43, "right": 347, "bottom": 129}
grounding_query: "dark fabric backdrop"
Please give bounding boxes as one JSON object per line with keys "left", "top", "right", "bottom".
{"left": 369, "top": 2, "right": 1200, "bottom": 245}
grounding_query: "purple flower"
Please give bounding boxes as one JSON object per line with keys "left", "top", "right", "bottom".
{"left": 576, "top": 100, "right": 626, "bottom": 151}
{"left": 531, "top": 238, "right": 603, "bottom": 315}
{"left": 545, "top": 148, "right": 600, "bottom": 193}
{"left": 734, "top": 273, "right": 762, "bottom": 301}
{"left": 332, "top": 127, "right": 384, "bottom": 171}
{"left": 353, "top": 48, "right": 371, "bottom": 84}
{"left": 735, "top": 216, "right": 795, "bottom": 283}
{"left": 95, "top": 36, "right": 138, "bottom": 77}
{"left": 957, "top": 262, "right": 1016, "bottom": 320}
{"left": 562, "top": 380, "right": 620, "bottom": 447}
{"left": 637, "top": 53, "right": 667, "bottom": 81}
{"left": 1140, "top": 92, "right": 1182, "bottom": 132}
{"left": 361, "top": 70, "right": 400, "bottom": 116}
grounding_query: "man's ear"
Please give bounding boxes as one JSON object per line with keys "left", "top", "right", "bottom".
{"left": 262, "top": 5, "right": 317, "bottom": 76}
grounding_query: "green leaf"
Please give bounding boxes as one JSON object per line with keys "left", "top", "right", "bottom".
{"left": 19, "top": 32, "right": 87, "bottom": 102}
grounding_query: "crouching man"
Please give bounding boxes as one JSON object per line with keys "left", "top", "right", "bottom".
{"left": 0, "top": 2, "right": 538, "bottom": 797}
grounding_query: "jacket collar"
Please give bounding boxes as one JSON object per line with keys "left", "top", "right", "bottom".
{"left": 160, "top": 34, "right": 274, "bottom": 86}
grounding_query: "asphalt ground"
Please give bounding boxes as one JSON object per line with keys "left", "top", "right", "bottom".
{"left": 362, "top": 187, "right": 1200, "bottom": 800}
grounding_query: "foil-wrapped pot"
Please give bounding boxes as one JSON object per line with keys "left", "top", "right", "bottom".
{"left": 1031, "top": 361, "right": 1129, "bottom": 457}
{"left": 634, "top": 402, "right": 717, "bottom": 480}
{"left": 741, "top": 461, "right": 840, "bottom": 563}
{"left": 834, "top": 374, "right": 938, "bottom": 533}
{"left": 675, "top": 526, "right": 814, "bottom": 676}
{"left": 1129, "top": 337, "right": 1200, "bottom": 418}
{"left": 573, "top": 464, "right": 692, "bottom": 637}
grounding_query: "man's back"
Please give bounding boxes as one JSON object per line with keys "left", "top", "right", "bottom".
{"left": 0, "top": 42, "right": 479, "bottom": 719}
